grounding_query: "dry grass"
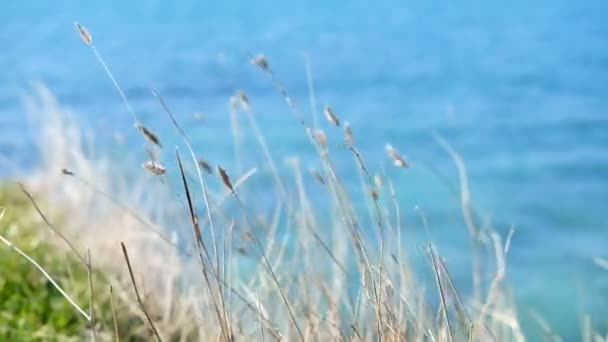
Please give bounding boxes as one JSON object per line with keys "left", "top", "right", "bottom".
{"left": 7, "top": 80, "right": 525, "bottom": 341}
{"left": 1, "top": 25, "right": 604, "bottom": 341}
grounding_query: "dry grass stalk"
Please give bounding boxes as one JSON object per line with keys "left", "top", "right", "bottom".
{"left": 304, "top": 56, "right": 320, "bottom": 128}
{"left": 238, "top": 93, "right": 289, "bottom": 203}
{"left": 86, "top": 249, "right": 98, "bottom": 342}
{"left": 315, "top": 150, "right": 377, "bottom": 314}
{"left": 137, "top": 124, "right": 162, "bottom": 148}
{"left": 143, "top": 161, "right": 166, "bottom": 176}
{"left": 351, "top": 324, "right": 364, "bottom": 341}
{"left": 110, "top": 286, "right": 120, "bottom": 342}
{"left": 385, "top": 144, "right": 408, "bottom": 168}
{"left": 530, "top": 310, "right": 563, "bottom": 342}
{"left": 74, "top": 22, "right": 92, "bottom": 45}
{"left": 436, "top": 257, "right": 476, "bottom": 338}
{"left": 324, "top": 106, "right": 340, "bottom": 126}
{"left": 254, "top": 290, "right": 266, "bottom": 342}
{"left": 175, "top": 150, "right": 232, "bottom": 342}
{"left": 120, "top": 242, "right": 163, "bottom": 342}
{"left": 145, "top": 146, "right": 159, "bottom": 162}
{"left": 228, "top": 94, "right": 243, "bottom": 175}
{"left": 152, "top": 88, "right": 221, "bottom": 281}
{"left": 428, "top": 245, "right": 453, "bottom": 342}
{"left": 248, "top": 57, "right": 417, "bottom": 338}
{"left": 434, "top": 133, "right": 482, "bottom": 304}
{"left": 226, "top": 180, "right": 305, "bottom": 341}
{"left": 74, "top": 21, "right": 138, "bottom": 123}
{"left": 250, "top": 53, "right": 313, "bottom": 133}
{"left": 340, "top": 125, "right": 385, "bottom": 245}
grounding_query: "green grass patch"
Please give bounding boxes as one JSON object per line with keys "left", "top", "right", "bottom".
{"left": 0, "top": 185, "right": 148, "bottom": 341}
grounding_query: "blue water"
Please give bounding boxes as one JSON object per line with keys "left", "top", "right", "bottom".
{"left": 2, "top": 0, "right": 608, "bottom": 339}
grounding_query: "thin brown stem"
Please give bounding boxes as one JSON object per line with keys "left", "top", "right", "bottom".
{"left": 120, "top": 242, "right": 163, "bottom": 342}
{"left": 428, "top": 245, "right": 453, "bottom": 342}
{"left": 86, "top": 249, "right": 98, "bottom": 342}
{"left": 19, "top": 183, "right": 85, "bottom": 264}
{"left": 175, "top": 149, "right": 232, "bottom": 341}
{"left": 110, "top": 286, "right": 120, "bottom": 342}
{"left": 227, "top": 184, "right": 304, "bottom": 341}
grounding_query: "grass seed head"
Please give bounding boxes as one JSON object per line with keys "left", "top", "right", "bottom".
{"left": 251, "top": 54, "right": 269, "bottom": 71}
{"left": 197, "top": 158, "right": 213, "bottom": 174}
{"left": 324, "top": 106, "right": 340, "bottom": 126}
{"left": 313, "top": 129, "right": 328, "bottom": 148}
{"left": 143, "top": 161, "right": 166, "bottom": 175}
{"left": 371, "top": 189, "right": 379, "bottom": 201}
{"left": 61, "top": 168, "right": 75, "bottom": 176}
{"left": 137, "top": 124, "right": 162, "bottom": 148}
{"left": 394, "top": 160, "right": 406, "bottom": 168}
{"left": 74, "top": 22, "right": 92, "bottom": 45}
{"left": 344, "top": 121, "right": 354, "bottom": 147}
{"left": 217, "top": 166, "right": 234, "bottom": 193}
{"left": 236, "top": 90, "right": 250, "bottom": 111}
{"left": 242, "top": 231, "right": 254, "bottom": 242}
{"left": 385, "top": 143, "right": 409, "bottom": 168}
{"left": 309, "top": 168, "right": 326, "bottom": 185}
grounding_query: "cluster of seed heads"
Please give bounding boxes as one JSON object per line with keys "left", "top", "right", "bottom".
{"left": 143, "top": 161, "right": 166, "bottom": 176}
{"left": 385, "top": 144, "right": 408, "bottom": 168}
{"left": 324, "top": 106, "right": 340, "bottom": 126}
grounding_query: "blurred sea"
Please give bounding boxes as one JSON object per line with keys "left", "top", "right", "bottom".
{"left": 1, "top": 0, "right": 607, "bottom": 339}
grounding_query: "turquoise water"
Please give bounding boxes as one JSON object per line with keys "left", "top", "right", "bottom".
{"left": 1, "top": 0, "right": 607, "bottom": 339}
